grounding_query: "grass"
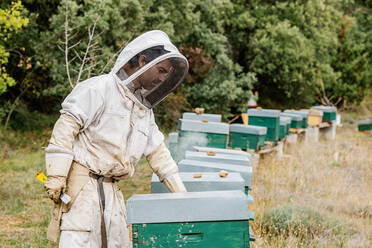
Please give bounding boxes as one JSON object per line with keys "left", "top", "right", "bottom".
{"left": 0, "top": 127, "right": 153, "bottom": 247}
{"left": 0, "top": 106, "right": 371, "bottom": 247}
{"left": 250, "top": 117, "right": 372, "bottom": 247}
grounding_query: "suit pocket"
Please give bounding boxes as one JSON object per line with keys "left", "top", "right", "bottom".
{"left": 60, "top": 179, "right": 99, "bottom": 231}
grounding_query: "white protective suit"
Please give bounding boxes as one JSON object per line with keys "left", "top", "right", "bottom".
{"left": 44, "top": 30, "right": 188, "bottom": 247}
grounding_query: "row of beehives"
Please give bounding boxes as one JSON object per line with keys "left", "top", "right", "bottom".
{"left": 168, "top": 105, "right": 338, "bottom": 160}
{"left": 124, "top": 106, "right": 338, "bottom": 248}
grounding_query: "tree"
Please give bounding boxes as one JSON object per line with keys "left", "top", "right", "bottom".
{"left": 329, "top": 15, "right": 371, "bottom": 106}
{"left": 0, "top": 0, "right": 28, "bottom": 95}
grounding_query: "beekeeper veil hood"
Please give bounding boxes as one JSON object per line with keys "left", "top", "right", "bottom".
{"left": 111, "top": 30, "right": 189, "bottom": 109}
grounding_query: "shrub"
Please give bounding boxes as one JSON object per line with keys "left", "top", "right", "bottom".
{"left": 260, "top": 205, "right": 345, "bottom": 243}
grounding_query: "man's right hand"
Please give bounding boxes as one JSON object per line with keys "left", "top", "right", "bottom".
{"left": 44, "top": 176, "right": 66, "bottom": 203}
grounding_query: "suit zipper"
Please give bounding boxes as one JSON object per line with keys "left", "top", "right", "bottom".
{"left": 124, "top": 101, "right": 135, "bottom": 160}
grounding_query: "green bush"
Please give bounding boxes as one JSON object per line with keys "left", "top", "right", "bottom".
{"left": 1, "top": 0, "right": 372, "bottom": 130}
{"left": 7, "top": 106, "right": 58, "bottom": 131}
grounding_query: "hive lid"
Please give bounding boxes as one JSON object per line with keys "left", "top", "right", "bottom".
{"left": 151, "top": 172, "right": 246, "bottom": 194}
{"left": 167, "top": 132, "right": 178, "bottom": 143}
{"left": 308, "top": 109, "right": 323, "bottom": 117}
{"left": 184, "top": 151, "right": 250, "bottom": 166}
{"left": 152, "top": 172, "right": 245, "bottom": 183}
{"left": 284, "top": 110, "right": 309, "bottom": 118}
{"left": 182, "top": 112, "right": 222, "bottom": 122}
{"left": 178, "top": 119, "right": 229, "bottom": 134}
{"left": 357, "top": 119, "right": 372, "bottom": 125}
{"left": 126, "top": 190, "right": 253, "bottom": 224}
{"left": 192, "top": 146, "right": 251, "bottom": 158}
{"left": 311, "top": 106, "right": 337, "bottom": 113}
{"left": 247, "top": 109, "right": 281, "bottom": 118}
{"left": 280, "top": 113, "right": 303, "bottom": 121}
{"left": 178, "top": 159, "right": 252, "bottom": 186}
{"left": 229, "top": 124, "right": 267, "bottom": 135}
{"left": 151, "top": 172, "right": 247, "bottom": 194}
{"left": 280, "top": 116, "right": 291, "bottom": 125}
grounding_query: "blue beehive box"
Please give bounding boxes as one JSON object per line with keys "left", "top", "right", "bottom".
{"left": 178, "top": 159, "right": 252, "bottom": 193}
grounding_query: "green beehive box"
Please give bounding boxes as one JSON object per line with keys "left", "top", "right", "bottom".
{"left": 311, "top": 106, "right": 337, "bottom": 122}
{"left": 357, "top": 119, "right": 372, "bottom": 131}
{"left": 229, "top": 124, "right": 267, "bottom": 151}
{"left": 178, "top": 119, "right": 229, "bottom": 152}
{"left": 247, "top": 109, "right": 280, "bottom": 142}
{"left": 182, "top": 112, "right": 222, "bottom": 122}
{"left": 280, "top": 113, "right": 303, "bottom": 129}
{"left": 167, "top": 132, "right": 178, "bottom": 160}
{"left": 279, "top": 117, "right": 291, "bottom": 139}
{"left": 284, "top": 110, "right": 309, "bottom": 128}
{"left": 127, "top": 191, "right": 254, "bottom": 248}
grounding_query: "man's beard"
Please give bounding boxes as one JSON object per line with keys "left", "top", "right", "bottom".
{"left": 139, "top": 87, "right": 150, "bottom": 96}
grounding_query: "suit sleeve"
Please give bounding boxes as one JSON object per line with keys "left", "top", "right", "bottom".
{"left": 45, "top": 85, "right": 104, "bottom": 176}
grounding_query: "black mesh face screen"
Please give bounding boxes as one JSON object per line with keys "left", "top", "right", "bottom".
{"left": 144, "top": 57, "right": 188, "bottom": 108}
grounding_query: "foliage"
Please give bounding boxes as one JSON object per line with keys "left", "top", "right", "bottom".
{"left": 0, "top": 0, "right": 28, "bottom": 95}
{"left": 1, "top": 0, "right": 372, "bottom": 129}
{"left": 6, "top": 105, "right": 58, "bottom": 131}
{"left": 249, "top": 21, "right": 315, "bottom": 105}
{"left": 31, "top": 0, "right": 255, "bottom": 117}
{"left": 223, "top": 0, "right": 372, "bottom": 108}
{"left": 329, "top": 15, "right": 371, "bottom": 106}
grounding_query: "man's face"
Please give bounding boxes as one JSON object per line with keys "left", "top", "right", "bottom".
{"left": 138, "top": 59, "right": 173, "bottom": 90}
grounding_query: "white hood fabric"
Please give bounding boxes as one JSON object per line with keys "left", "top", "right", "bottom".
{"left": 111, "top": 30, "right": 188, "bottom": 109}
{"left": 111, "top": 31, "right": 182, "bottom": 75}
{"left": 45, "top": 30, "right": 188, "bottom": 247}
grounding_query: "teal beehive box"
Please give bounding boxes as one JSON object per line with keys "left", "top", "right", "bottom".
{"left": 151, "top": 172, "right": 246, "bottom": 193}
{"left": 279, "top": 116, "right": 291, "bottom": 139}
{"left": 229, "top": 124, "right": 267, "bottom": 151}
{"left": 184, "top": 151, "right": 250, "bottom": 167}
{"left": 178, "top": 159, "right": 252, "bottom": 193}
{"left": 127, "top": 190, "right": 254, "bottom": 248}
{"left": 311, "top": 106, "right": 337, "bottom": 122}
{"left": 357, "top": 119, "right": 372, "bottom": 132}
{"left": 182, "top": 112, "right": 222, "bottom": 122}
{"left": 284, "top": 110, "right": 309, "bottom": 128}
{"left": 280, "top": 113, "right": 303, "bottom": 129}
{"left": 167, "top": 132, "right": 178, "bottom": 160}
{"left": 247, "top": 109, "right": 280, "bottom": 142}
{"left": 178, "top": 119, "right": 229, "bottom": 154}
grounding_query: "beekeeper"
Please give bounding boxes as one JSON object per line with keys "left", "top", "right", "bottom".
{"left": 44, "top": 30, "right": 189, "bottom": 247}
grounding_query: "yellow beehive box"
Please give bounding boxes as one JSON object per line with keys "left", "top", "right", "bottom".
{"left": 307, "top": 109, "right": 323, "bottom": 126}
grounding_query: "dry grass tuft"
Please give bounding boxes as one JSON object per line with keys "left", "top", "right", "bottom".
{"left": 250, "top": 121, "right": 372, "bottom": 247}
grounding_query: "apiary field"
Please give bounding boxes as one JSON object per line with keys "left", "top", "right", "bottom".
{"left": 0, "top": 109, "right": 371, "bottom": 247}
